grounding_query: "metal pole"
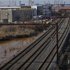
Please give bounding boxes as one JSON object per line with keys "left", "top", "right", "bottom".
{"left": 56, "top": 22, "right": 59, "bottom": 65}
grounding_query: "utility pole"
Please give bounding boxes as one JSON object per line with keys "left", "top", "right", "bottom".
{"left": 19, "top": 0, "right": 21, "bottom": 6}
{"left": 8, "top": 0, "right": 10, "bottom": 7}
{"left": 29, "top": 0, "right": 33, "bottom": 6}
{"left": 13, "top": 0, "right": 16, "bottom": 6}
{"left": 51, "top": 18, "right": 59, "bottom": 65}
{"left": 56, "top": 21, "right": 59, "bottom": 65}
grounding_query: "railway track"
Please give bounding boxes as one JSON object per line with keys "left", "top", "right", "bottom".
{"left": 0, "top": 18, "right": 69, "bottom": 70}
{"left": 0, "top": 19, "right": 59, "bottom": 69}
{"left": 16, "top": 18, "right": 65, "bottom": 70}
{"left": 18, "top": 18, "right": 68, "bottom": 70}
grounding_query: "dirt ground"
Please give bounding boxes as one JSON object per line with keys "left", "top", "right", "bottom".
{"left": 0, "top": 31, "right": 45, "bottom": 66}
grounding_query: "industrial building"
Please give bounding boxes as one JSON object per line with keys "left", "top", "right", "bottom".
{"left": 0, "top": 5, "right": 37, "bottom": 23}
{"left": 0, "top": 4, "right": 53, "bottom": 23}
{"left": 0, "top": 7, "right": 20, "bottom": 23}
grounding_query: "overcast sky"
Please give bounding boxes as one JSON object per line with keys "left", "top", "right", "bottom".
{"left": 0, "top": 0, "right": 70, "bottom": 6}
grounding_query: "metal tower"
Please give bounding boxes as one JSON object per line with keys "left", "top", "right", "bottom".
{"left": 29, "top": 0, "right": 34, "bottom": 6}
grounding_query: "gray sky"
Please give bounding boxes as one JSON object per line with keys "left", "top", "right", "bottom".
{"left": 0, "top": 0, "right": 70, "bottom": 6}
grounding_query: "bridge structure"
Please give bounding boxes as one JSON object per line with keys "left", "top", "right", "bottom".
{"left": 0, "top": 16, "right": 70, "bottom": 70}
